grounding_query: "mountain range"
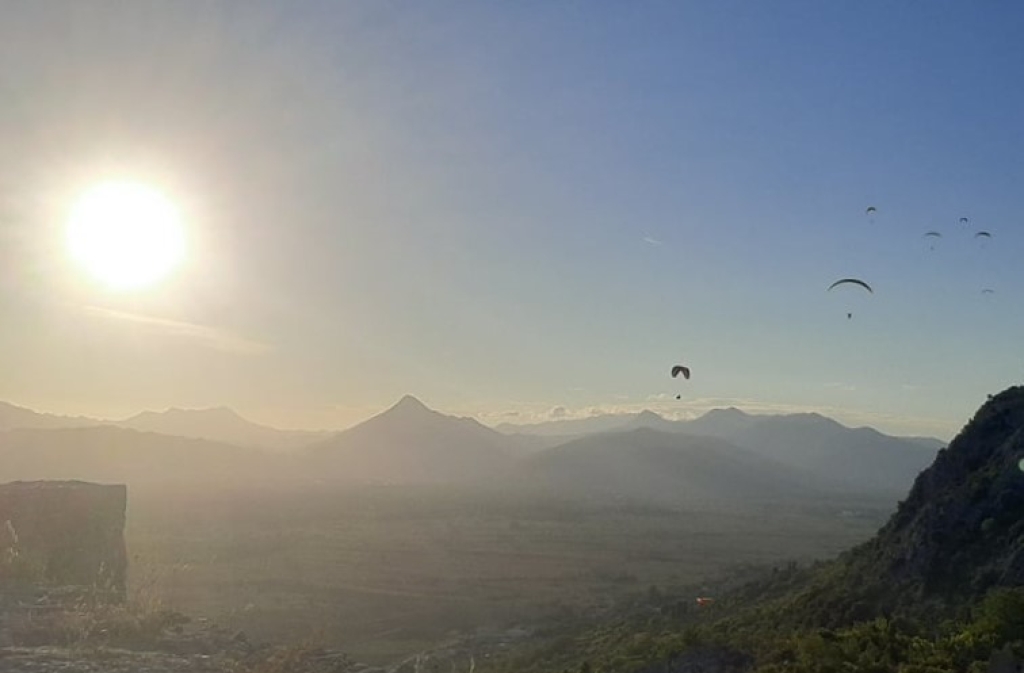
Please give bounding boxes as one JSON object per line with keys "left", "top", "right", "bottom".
{"left": 118, "top": 407, "right": 329, "bottom": 452}
{"left": 0, "top": 396, "right": 943, "bottom": 502}
{"left": 0, "top": 401, "right": 326, "bottom": 452}
{"left": 501, "top": 406, "right": 942, "bottom": 496}
{"left": 516, "top": 426, "right": 818, "bottom": 508}
{"left": 0, "top": 426, "right": 297, "bottom": 489}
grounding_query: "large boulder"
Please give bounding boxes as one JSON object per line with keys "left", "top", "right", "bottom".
{"left": 0, "top": 480, "right": 127, "bottom": 595}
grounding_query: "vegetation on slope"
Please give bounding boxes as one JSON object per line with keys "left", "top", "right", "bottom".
{"left": 484, "top": 387, "right": 1024, "bottom": 673}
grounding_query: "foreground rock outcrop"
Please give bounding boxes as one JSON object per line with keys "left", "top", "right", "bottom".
{"left": 0, "top": 480, "right": 366, "bottom": 672}
{"left": 786, "top": 386, "right": 1024, "bottom": 625}
{"left": 0, "top": 481, "right": 127, "bottom": 593}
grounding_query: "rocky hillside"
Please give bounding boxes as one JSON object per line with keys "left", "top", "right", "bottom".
{"left": 770, "top": 386, "right": 1024, "bottom": 626}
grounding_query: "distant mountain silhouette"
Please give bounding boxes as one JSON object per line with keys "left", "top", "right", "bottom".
{"left": 689, "top": 411, "right": 939, "bottom": 495}
{"left": 499, "top": 406, "right": 939, "bottom": 497}
{"left": 518, "top": 427, "right": 818, "bottom": 508}
{"left": 0, "top": 426, "right": 295, "bottom": 488}
{"left": 775, "top": 386, "right": 1024, "bottom": 626}
{"left": 118, "top": 407, "right": 328, "bottom": 452}
{"left": 622, "top": 410, "right": 684, "bottom": 433}
{"left": 494, "top": 412, "right": 646, "bottom": 437}
{"left": 685, "top": 406, "right": 760, "bottom": 437}
{"left": 0, "top": 401, "right": 102, "bottom": 431}
{"left": 307, "top": 396, "right": 518, "bottom": 484}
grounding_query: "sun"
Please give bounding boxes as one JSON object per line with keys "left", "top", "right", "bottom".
{"left": 66, "top": 181, "right": 186, "bottom": 291}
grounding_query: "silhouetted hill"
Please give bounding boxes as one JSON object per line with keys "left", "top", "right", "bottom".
{"left": 785, "top": 386, "right": 1024, "bottom": 625}
{"left": 518, "top": 427, "right": 818, "bottom": 508}
{"left": 118, "top": 407, "right": 328, "bottom": 452}
{"left": 501, "top": 407, "right": 939, "bottom": 496}
{"left": 679, "top": 410, "right": 939, "bottom": 496}
{"left": 495, "top": 412, "right": 644, "bottom": 437}
{"left": 308, "top": 396, "right": 517, "bottom": 484}
{"left": 685, "top": 406, "right": 760, "bottom": 437}
{"left": 622, "top": 410, "right": 685, "bottom": 433}
{"left": 0, "top": 401, "right": 101, "bottom": 431}
{"left": 0, "top": 426, "right": 294, "bottom": 489}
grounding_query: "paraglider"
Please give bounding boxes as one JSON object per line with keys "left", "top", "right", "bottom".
{"left": 828, "top": 278, "right": 873, "bottom": 293}
{"left": 671, "top": 365, "right": 690, "bottom": 400}
{"left": 696, "top": 597, "right": 715, "bottom": 607}
{"left": 865, "top": 206, "right": 877, "bottom": 223}
{"left": 828, "top": 278, "right": 872, "bottom": 319}
{"left": 923, "top": 231, "right": 942, "bottom": 250}
{"left": 959, "top": 217, "right": 970, "bottom": 225}
{"left": 975, "top": 231, "right": 992, "bottom": 238}
{"left": 982, "top": 288, "right": 995, "bottom": 295}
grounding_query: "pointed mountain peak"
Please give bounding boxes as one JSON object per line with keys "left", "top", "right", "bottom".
{"left": 387, "top": 395, "right": 436, "bottom": 416}
{"left": 635, "top": 409, "right": 664, "bottom": 421}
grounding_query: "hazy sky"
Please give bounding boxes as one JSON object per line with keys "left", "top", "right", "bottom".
{"left": 1, "top": 1, "right": 1022, "bottom": 438}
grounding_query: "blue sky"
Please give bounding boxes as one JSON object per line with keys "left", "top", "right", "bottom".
{"left": 1, "top": 1, "right": 1022, "bottom": 437}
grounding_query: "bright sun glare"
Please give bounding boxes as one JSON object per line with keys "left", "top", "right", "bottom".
{"left": 66, "top": 181, "right": 186, "bottom": 291}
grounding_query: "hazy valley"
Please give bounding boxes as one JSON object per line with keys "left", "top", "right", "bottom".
{"left": 0, "top": 395, "right": 939, "bottom": 663}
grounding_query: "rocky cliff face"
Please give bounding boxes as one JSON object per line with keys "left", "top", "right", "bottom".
{"left": 788, "top": 386, "right": 1024, "bottom": 625}
{"left": 0, "top": 481, "right": 127, "bottom": 594}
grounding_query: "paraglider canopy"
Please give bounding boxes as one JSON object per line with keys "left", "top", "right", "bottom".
{"left": 959, "top": 217, "right": 970, "bottom": 225}
{"left": 828, "top": 278, "right": 873, "bottom": 293}
{"left": 975, "top": 231, "right": 992, "bottom": 238}
{"left": 829, "top": 278, "right": 872, "bottom": 320}
{"left": 865, "top": 206, "right": 877, "bottom": 215}
{"left": 696, "top": 597, "right": 715, "bottom": 607}
{"left": 671, "top": 365, "right": 691, "bottom": 380}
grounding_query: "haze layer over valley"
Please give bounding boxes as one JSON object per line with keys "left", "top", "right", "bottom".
{"left": 0, "top": 395, "right": 940, "bottom": 662}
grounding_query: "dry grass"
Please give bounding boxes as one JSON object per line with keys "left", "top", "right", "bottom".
{"left": 3, "top": 592, "right": 188, "bottom": 650}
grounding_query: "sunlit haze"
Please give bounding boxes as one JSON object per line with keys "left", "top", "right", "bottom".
{"left": 2, "top": 2, "right": 1024, "bottom": 439}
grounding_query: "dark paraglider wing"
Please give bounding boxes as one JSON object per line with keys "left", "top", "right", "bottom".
{"left": 923, "top": 231, "right": 942, "bottom": 238}
{"left": 865, "top": 206, "right": 877, "bottom": 215}
{"left": 827, "top": 278, "right": 873, "bottom": 293}
{"left": 975, "top": 231, "right": 992, "bottom": 238}
{"left": 671, "top": 365, "right": 691, "bottom": 380}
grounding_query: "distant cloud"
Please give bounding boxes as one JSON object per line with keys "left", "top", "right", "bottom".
{"left": 824, "top": 382, "right": 857, "bottom": 392}
{"left": 549, "top": 406, "right": 567, "bottom": 419}
{"left": 82, "top": 306, "right": 271, "bottom": 355}
{"left": 642, "top": 236, "right": 663, "bottom": 246}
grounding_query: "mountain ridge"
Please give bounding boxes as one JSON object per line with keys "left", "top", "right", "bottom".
{"left": 118, "top": 406, "right": 329, "bottom": 452}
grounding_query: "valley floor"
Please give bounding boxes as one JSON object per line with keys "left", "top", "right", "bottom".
{"left": 126, "top": 486, "right": 890, "bottom": 666}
